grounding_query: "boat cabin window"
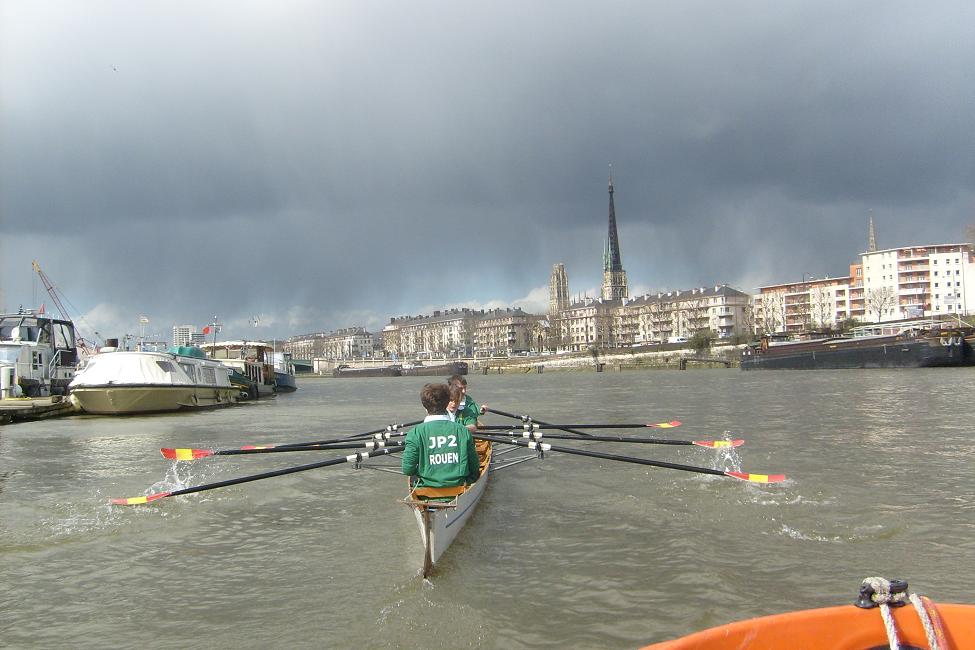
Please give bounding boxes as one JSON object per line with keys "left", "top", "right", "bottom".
{"left": 178, "top": 363, "right": 197, "bottom": 381}
{"left": 155, "top": 361, "right": 176, "bottom": 373}
{"left": 52, "top": 322, "right": 76, "bottom": 350}
{"left": 201, "top": 367, "right": 216, "bottom": 385}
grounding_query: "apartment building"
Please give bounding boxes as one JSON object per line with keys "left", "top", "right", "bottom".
{"left": 285, "top": 327, "right": 378, "bottom": 360}
{"left": 754, "top": 277, "right": 852, "bottom": 333}
{"left": 551, "top": 285, "right": 751, "bottom": 351}
{"left": 383, "top": 309, "right": 478, "bottom": 358}
{"left": 858, "top": 243, "right": 974, "bottom": 322}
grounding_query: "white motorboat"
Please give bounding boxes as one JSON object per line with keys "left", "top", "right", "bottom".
{"left": 0, "top": 310, "right": 80, "bottom": 398}
{"left": 68, "top": 347, "right": 239, "bottom": 414}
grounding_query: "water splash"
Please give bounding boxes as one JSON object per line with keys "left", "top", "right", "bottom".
{"left": 711, "top": 431, "right": 743, "bottom": 473}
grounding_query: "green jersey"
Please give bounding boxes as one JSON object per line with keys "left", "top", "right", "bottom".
{"left": 402, "top": 416, "right": 481, "bottom": 488}
{"left": 457, "top": 394, "right": 480, "bottom": 428}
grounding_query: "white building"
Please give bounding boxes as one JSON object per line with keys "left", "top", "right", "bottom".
{"left": 172, "top": 325, "right": 194, "bottom": 347}
{"left": 857, "top": 243, "right": 974, "bottom": 322}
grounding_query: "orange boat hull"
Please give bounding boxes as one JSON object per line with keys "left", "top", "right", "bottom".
{"left": 644, "top": 602, "right": 975, "bottom": 650}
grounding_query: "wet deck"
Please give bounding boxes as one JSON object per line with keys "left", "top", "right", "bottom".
{"left": 0, "top": 396, "right": 79, "bottom": 424}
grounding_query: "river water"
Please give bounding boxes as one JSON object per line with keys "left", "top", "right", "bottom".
{"left": 1, "top": 369, "right": 973, "bottom": 649}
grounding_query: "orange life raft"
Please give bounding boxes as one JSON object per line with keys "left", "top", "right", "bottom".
{"left": 644, "top": 600, "right": 975, "bottom": 649}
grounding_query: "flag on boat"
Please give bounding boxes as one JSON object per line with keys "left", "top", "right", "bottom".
{"left": 203, "top": 326, "right": 211, "bottom": 334}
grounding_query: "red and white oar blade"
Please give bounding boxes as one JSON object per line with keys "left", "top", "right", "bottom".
{"left": 110, "top": 492, "right": 172, "bottom": 506}
{"left": 161, "top": 447, "right": 214, "bottom": 461}
{"left": 693, "top": 439, "right": 745, "bottom": 448}
{"left": 725, "top": 471, "right": 786, "bottom": 484}
{"left": 648, "top": 420, "right": 682, "bottom": 429}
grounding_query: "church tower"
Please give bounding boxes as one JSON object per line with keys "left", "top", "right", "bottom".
{"left": 867, "top": 211, "right": 878, "bottom": 252}
{"left": 549, "top": 263, "right": 569, "bottom": 315}
{"left": 601, "top": 170, "right": 629, "bottom": 301}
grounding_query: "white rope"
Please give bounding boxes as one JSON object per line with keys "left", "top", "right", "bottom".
{"left": 878, "top": 603, "right": 900, "bottom": 650}
{"left": 908, "top": 593, "right": 942, "bottom": 650}
{"left": 860, "top": 577, "right": 944, "bottom": 650}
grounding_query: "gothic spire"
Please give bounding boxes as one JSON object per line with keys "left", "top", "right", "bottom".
{"left": 601, "top": 167, "right": 628, "bottom": 301}
{"left": 868, "top": 210, "right": 877, "bottom": 252}
{"left": 605, "top": 170, "right": 623, "bottom": 272}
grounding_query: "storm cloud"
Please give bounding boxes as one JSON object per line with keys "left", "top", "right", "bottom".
{"left": 3, "top": 1, "right": 974, "bottom": 341}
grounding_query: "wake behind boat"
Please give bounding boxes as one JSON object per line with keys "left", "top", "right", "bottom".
{"left": 68, "top": 346, "right": 239, "bottom": 414}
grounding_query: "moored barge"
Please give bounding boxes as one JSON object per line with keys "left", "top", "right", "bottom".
{"left": 742, "top": 321, "right": 974, "bottom": 370}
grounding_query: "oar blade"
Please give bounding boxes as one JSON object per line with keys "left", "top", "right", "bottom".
{"left": 161, "top": 447, "right": 214, "bottom": 461}
{"left": 724, "top": 471, "right": 786, "bottom": 484}
{"left": 693, "top": 439, "right": 744, "bottom": 448}
{"left": 648, "top": 420, "right": 682, "bottom": 428}
{"left": 110, "top": 492, "right": 172, "bottom": 506}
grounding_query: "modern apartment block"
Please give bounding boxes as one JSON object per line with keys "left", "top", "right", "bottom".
{"left": 857, "top": 243, "right": 974, "bottom": 321}
{"left": 171, "top": 325, "right": 195, "bottom": 347}
{"left": 754, "top": 277, "right": 852, "bottom": 333}
{"left": 753, "top": 242, "right": 975, "bottom": 332}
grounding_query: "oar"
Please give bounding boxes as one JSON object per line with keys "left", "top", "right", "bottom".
{"left": 274, "top": 419, "right": 422, "bottom": 447}
{"left": 111, "top": 445, "right": 405, "bottom": 505}
{"left": 474, "top": 434, "right": 784, "bottom": 483}
{"left": 161, "top": 439, "right": 404, "bottom": 460}
{"left": 484, "top": 407, "right": 680, "bottom": 439}
{"left": 162, "top": 431, "right": 410, "bottom": 461}
{"left": 160, "top": 421, "right": 421, "bottom": 460}
{"left": 480, "top": 422, "right": 683, "bottom": 431}
{"left": 494, "top": 430, "right": 743, "bottom": 448}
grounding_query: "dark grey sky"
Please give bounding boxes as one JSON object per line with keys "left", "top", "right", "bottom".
{"left": 3, "top": 1, "right": 974, "bottom": 342}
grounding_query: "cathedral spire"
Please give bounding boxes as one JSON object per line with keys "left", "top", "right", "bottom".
{"left": 605, "top": 170, "right": 623, "bottom": 272}
{"left": 867, "top": 210, "right": 877, "bottom": 252}
{"left": 601, "top": 167, "right": 628, "bottom": 301}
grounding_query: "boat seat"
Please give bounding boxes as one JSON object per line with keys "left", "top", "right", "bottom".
{"left": 411, "top": 485, "right": 468, "bottom": 500}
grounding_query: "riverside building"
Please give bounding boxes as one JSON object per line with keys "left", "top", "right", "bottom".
{"left": 752, "top": 241, "right": 975, "bottom": 333}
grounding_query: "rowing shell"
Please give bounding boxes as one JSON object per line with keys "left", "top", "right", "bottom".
{"left": 404, "top": 444, "right": 492, "bottom": 578}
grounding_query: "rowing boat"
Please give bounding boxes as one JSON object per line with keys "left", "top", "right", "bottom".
{"left": 403, "top": 444, "right": 491, "bottom": 577}
{"left": 643, "top": 579, "right": 975, "bottom": 650}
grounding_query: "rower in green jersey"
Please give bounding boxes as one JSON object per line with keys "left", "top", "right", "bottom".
{"left": 402, "top": 383, "right": 480, "bottom": 489}
{"left": 448, "top": 374, "right": 486, "bottom": 433}
{"left": 448, "top": 374, "right": 490, "bottom": 467}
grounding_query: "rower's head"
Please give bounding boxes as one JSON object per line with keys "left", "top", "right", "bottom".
{"left": 421, "top": 383, "right": 450, "bottom": 415}
{"left": 448, "top": 374, "right": 467, "bottom": 396}
{"left": 446, "top": 384, "right": 463, "bottom": 413}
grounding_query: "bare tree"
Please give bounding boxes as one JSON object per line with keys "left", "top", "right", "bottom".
{"left": 867, "top": 286, "right": 897, "bottom": 322}
{"left": 739, "top": 299, "right": 756, "bottom": 339}
{"left": 759, "top": 291, "right": 786, "bottom": 333}
{"left": 810, "top": 286, "right": 834, "bottom": 330}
